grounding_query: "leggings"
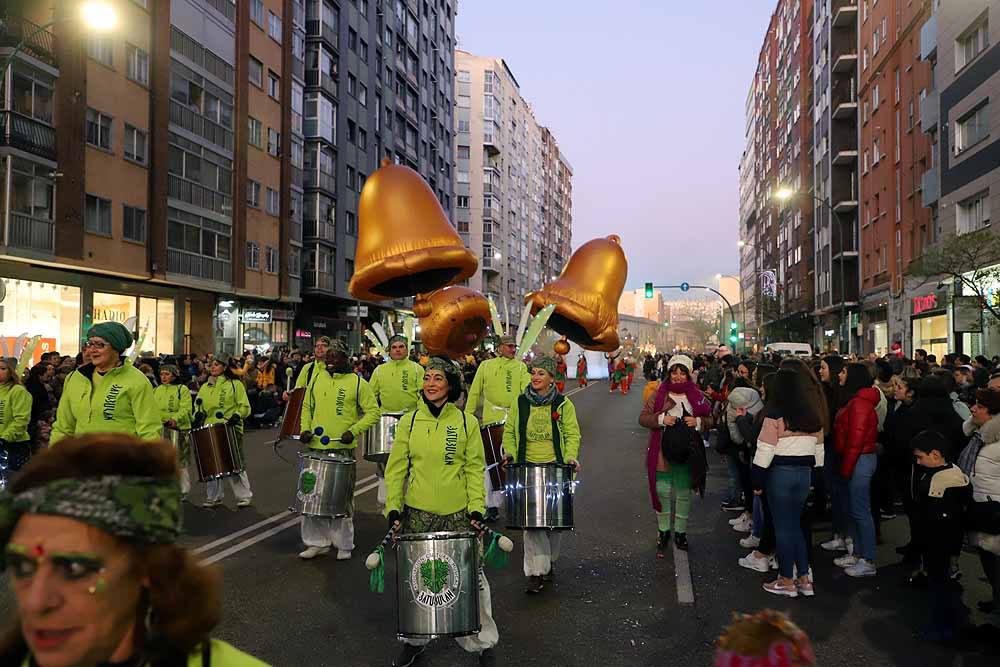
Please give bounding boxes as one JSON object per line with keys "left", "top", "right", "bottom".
{"left": 656, "top": 465, "right": 691, "bottom": 533}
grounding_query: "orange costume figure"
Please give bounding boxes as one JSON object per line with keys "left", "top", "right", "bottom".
{"left": 576, "top": 354, "right": 588, "bottom": 387}
{"left": 624, "top": 357, "right": 635, "bottom": 394}
{"left": 554, "top": 354, "right": 568, "bottom": 393}
{"left": 613, "top": 358, "right": 628, "bottom": 395}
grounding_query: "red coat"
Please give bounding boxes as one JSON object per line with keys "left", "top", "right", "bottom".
{"left": 834, "top": 387, "right": 880, "bottom": 479}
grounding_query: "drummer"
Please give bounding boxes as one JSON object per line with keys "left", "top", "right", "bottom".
{"left": 195, "top": 355, "right": 252, "bottom": 509}
{"left": 501, "top": 354, "right": 581, "bottom": 594}
{"left": 292, "top": 336, "right": 330, "bottom": 392}
{"left": 154, "top": 364, "right": 194, "bottom": 499}
{"left": 464, "top": 335, "right": 531, "bottom": 522}
{"left": 50, "top": 322, "right": 161, "bottom": 444}
{"left": 297, "top": 340, "right": 379, "bottom": 560}
{"left": 368, "top": 334, "right": 425, "bottom": 508}
{"left": 0, "top": 357, "right": 33, "bottom": 472}
{"left": 384, "top": 357, "right": 498, "bottom": 667}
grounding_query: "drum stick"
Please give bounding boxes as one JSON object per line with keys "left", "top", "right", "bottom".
{"left": 365, "top": 525, "right": 399, "bottom": 570}
{"left": 471, "top": 522, "right": 514, "bottom": 553}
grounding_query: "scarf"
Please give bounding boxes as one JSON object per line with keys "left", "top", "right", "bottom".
{"left": 660, "top": 380, "right": 712, "bottom": 417}
{"left": 525, "top": 383, "right": 558, "bottom": 407}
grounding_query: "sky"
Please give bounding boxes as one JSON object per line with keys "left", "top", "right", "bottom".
{"left": 456, "top": 0, "right": 776, "bottom": 292}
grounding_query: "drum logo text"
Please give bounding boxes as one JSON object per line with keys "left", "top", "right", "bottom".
{"left": 444, "top": 425, "right": 458, "bottom": 465}
{"left": 410, "top": 554, "right": 461, "bottom": 609}
{"left": 335, "top": 387, "right": 346, "bottom": 415}
{"left": 103, "top": 384, "right": 124, "bottom": 420}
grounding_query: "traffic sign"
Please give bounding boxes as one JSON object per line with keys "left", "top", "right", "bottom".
{"left": 680, "top": 282, "right": 689, "bottom": 292}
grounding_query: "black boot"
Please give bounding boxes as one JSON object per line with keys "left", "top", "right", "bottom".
{"left": 542, "top": 564, "right": 555, "bottom": 582}
{"left": 674, "top": 533, "right": 688, "bottom": 551}
{"left": 656, "top": 530, "right": 671, "bottom": 559}
{"left": 525, "top": 575, "right": 544, "bottom": 594}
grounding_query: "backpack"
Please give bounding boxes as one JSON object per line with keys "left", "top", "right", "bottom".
{"left": 661, "top": 405, "right": 695, "bottom": 464}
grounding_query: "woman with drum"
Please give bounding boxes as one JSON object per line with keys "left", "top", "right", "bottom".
{"left": 297, "top": 341, "right": 379, "bottom": 560}
{"left": 385, "top": 357, "right": 498, "bottom": 667}
{"left": 0, "top": 357, "right": 33, "bottom": 473}
{"left": 195, "top": 355, "right": 252, "bottom": 509}
{"left": 501, "top": 354, "right": 581, "bottom": 594}
{"left": 0, "top": 433, "right": 269, "bottom": 666}
{"left": 154, "top": 364, "right": 194, "bottom": 499}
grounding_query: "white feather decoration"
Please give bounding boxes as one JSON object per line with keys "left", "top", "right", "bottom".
{"left": 515, "top": 302, "right": 533, "bottom": 347}
{"left": 372, "top": 323, "right": 389, "bottom": 348}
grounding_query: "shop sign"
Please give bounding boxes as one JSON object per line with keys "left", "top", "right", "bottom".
{"left": 273, "top": 309, "right": 295, "bottom": 321}
{"left": 295, "top": 329, "right": 313, "bottom": 339}
{"left": 240, "top": 309, "right": 272, "bottom": 324}
{"left": 346, "top": 305, "right": 369, "bottom": 317}
{"left": 92, "top": 307, "right": 130, "bottom": 323}
{"left": 912, "top": 294, "right": 938, "bottom": 315}
{"left": 312, "top": 320, "right": 327, "bottom": 329}
{"left": 953, "top": 296, "right": 983, "bottom": 333}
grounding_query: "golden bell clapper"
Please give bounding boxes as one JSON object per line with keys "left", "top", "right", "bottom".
{"left": 349, "top": 158, "right": 479, "bottom": 301}
{"left": 412, "top": 286, "right": 491, "bottom": 359}
{"left": 553, "top": 338, "right": 571, "bottom": 355}
{"left": 525, "top": 235, "right": 628, "bottom": 352}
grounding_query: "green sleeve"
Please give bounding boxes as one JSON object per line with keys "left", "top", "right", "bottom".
{"left": 465, "top": 366, "right": 484, "bottom": 417}
{"left": 233, "top": 381, "right": 251, "bottom": 419}
{"left": 300, "top": 381, "right": 315, "bottom": 433}
{"left": 463, "top": 414, "right": 487, "bottom": 515}
{"left": 368, "top": 365, "right": 383, "bottom": 405}
{"left": 293, "top": 363, "right": 310, "bottom": 389}
{"left": 176, "top": 386, "right": 193, "bottom": 430}
{"left": 501, "top": 398, "right": 518, "bottom": 460}
{"left": 50, "top": 372, "right": 79, "bottom": 444}
{"left": 133, "top": 377, "right": 163, "bottom": 442}
{"left": 351, "top": 379, "right": 380, "bottom": 436}
{"left": 383, "top": 413, "right": 412, "bottom": 515}
{"left": 518, "top": 363, "right": 532, "bottom": 392}
{"left": 559, "top": 398, "right": 582, "bottom": 462}
{"left": 0, "top": 387, "right": 32, "bottom": 442}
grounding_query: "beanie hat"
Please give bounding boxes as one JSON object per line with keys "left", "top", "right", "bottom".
{"left": 87, "top": 322, "right": 134, "bottom": 354}
{"left": 2, "top": 357, "right": 17, "bottom": 371}
{"left": 530, "top": 354, "right": 557, "bottom": 378}
{"left": 160, "top": 364, "right": 180, "bottom": 378}
{"left": 728, "top": 387, "right": 764, "bottom": 415}
{"left": 329, "top": 338, "right": 350, "bottom": 355}
{"left": 499, "top": 334, "right": 517, "bottom": 346}
{"left": 667, "top": 354, "right": 694, "bottom": 375}
{"left": 388, "top": 334, "right": 409, "bottom": 347}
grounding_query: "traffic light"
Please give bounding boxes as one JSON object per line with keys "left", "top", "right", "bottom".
{"left": 644, "top": 282, "right": 653, "bottom": 299}
{"left": 729, "top": 321, "right": 738, "bottom": 344}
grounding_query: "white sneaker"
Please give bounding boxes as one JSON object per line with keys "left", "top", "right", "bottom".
{"left": 336, "top": 549, "right": 353, "bottom": 561}
{"left": 844, "top": 559, "right": 877, "bottom": 578}
{"left": 236, "top": 498, "right": 252, "bottom": 508}
{"left": 739, "top": 551, "right": 771, "bottom": 573}
{"left": 792, "top": 565, "right": 814, "bottom": 583}
{"left": 834, "top": 554, "right": 859, "bottom": 568}
{"left": 820, "top": 535, "right": 847, "bottom": 552}
{"left": 731, "top": 515, "right": 753, "bottom": 533}
{"left": 739, "top": 535, "right": 761, "bottom": 548}
{"left": 299, "top": 546, "right": 330, "bottom": 559}
{"left": 769, "top": 556, "right": 778, "bottom": 570}
{"left": 729, "top": 512, "right": 750, "bottom": 526}
{"left": 201, "top": 498, "right": 223, "bottom": 508}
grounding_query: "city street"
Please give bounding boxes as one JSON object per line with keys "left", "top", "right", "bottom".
{"left": 7, "top": 380, "right": 995, "bottom": 666}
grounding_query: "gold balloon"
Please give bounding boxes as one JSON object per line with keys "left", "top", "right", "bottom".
{"left": 525, "top": 235, "right": 628, "bottom": 352}
{"left": 349, "top": 158, "right": 479, "bottom": 301}
{"left": 413, "top": 286, "right": 490, "bottom": 359}
{"left": 553, "top": 338, "right": 571, "bottom": 355}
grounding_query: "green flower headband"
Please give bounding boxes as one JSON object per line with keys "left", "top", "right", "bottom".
{"left": 0, "top": 476, "right": 182, "bottom": 559}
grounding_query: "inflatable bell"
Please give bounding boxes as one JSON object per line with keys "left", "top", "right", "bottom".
{"left": 525, "top": 235, "right": 628, "bottom": 352}
{"left": 349, "top": 158, "right": 478, "bottom": 301}
{"left": 413, "top": 286, "right": 491, "bottom": 359}
{"left": 553, "top": 337, "right": 571, "bottom": 355}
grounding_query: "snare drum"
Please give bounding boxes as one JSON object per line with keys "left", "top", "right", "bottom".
{"left": 160, "top": 425, "right": 185, "bottom": 451}
{"left": 504, "top": 463, "right": 575, "bottom": 530}
{"left": 362, "top": 412, "right": 403, "bottom": 463}
{"left": 278, "top": 387, "right": 306, "bottom": 440}
{"left": 290, "top": 451, "right": 357, "bottom": 518}
{"left": 190, "top": 423, "right": 244, "bottom": 482}
{"left": 396, "top": 531, "right": 480, "bottom": 639}
{"left": 480, "top": 420, "right": 507, "bottom": 490}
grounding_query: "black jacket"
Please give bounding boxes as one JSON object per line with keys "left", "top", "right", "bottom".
{"left": 911, "top": 463, "right": 972, "bottom": 564}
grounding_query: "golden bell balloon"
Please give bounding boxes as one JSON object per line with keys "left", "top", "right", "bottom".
{"left": 525, "top": 235, "right": 628, "bottom": 352}
{"left": 349, "top": 158, "right": 479, "bottom": 301}
{"left": 413, "top": 286, "right": 491, "bottom": 359}
{"left": 553, "top": 338, "right": 571, "bottom": 355}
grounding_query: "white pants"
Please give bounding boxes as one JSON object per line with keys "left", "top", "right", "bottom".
{"left": 206, "top": 472, "right": 252, "bottom": 502}
{"left": 523, "top": 530, "right": 562, "bottom": 577}
{"left": 403, "top": 566, "right": 499, "bottom": 653}
{"left": 484, "top": 472, "right": 504, "bottom": 509}
{"left": 179, "top": 466, "right": 191, "bottom": 496}
{"left": 301, "top": 515, "right": 354, "bottom": 551}
{"left": 376, "top": 463, "right": 387, "bottom": 506}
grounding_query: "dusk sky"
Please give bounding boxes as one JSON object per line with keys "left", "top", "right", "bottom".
{"left": 457, "top": 1, "right": 776, "bottom": 293}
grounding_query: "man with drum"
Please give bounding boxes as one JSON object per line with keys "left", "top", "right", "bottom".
{"left": 502, "top": 354, "right": 581, "bottom": 594}
{"left": 288, "top": 336, "right": 331, "bottom": 395}
{"left": 195, "top": 355, "right": 253, "bottom": 508}
{"left": 385, "top": 357, "right": 498, "bottom": 667}
{"left": 368, "top": 334, "right": 425, "bottom": 508}
{"left": 153, "top": 364, "right": 194, "bottom": 498}
{"left": 298, "top": 340, "right": 379, "bottom": 560}
{"left": 464, "top": 335, "right": 531, "bottom": 523}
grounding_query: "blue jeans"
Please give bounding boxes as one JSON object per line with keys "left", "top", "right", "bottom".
{"left": 824, "top": 445, "right": 849, "bottom": 536}
{"left": 767, "top": 465, "right": 812, "bottom": 579}
{"left": 724, "top": 454, "right": 742, "bottom": 502}
{"left": 846, "top": 453, "right": 877, "bottom": 561}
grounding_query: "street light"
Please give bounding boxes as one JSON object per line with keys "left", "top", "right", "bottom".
{"left": 1, "top": 2, "right": 118, "bottom": 79}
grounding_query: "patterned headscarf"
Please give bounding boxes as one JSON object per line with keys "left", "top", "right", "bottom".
{"left": 0, "top": 475, "right": 182, "bottom": 561}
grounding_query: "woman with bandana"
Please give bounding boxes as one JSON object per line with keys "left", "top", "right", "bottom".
{"left": 501, "top": 354, "right": 582, "bottom": 594}
{"left": 384, "top": 357, "right": 497, "bottom": 667}
{"left": 153, "top": 364, "right": 194, "bottom": 499}
{"left": 0, "top": 357, "right": 33, "bottom": 472}
{"left": 0, "top": 433, "right": 268, "bottom": 666}
{"left": 51, "top": 322, "right": 161, "bottom": 444}
{"left": 194, "top": 355, "right": 252, "bottom": 509}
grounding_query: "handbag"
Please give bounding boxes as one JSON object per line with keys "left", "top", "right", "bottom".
{"left": 966, "top": 499, "right": 1000, "bottom": 535}
{"left": 661, "top": 406, "right": 695, "bottom": 464}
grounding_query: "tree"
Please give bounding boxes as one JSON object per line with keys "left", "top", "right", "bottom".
{"left": 688, "top": 317, "right": 719, "bottom": 349}
{"left": 908, "top": 229, "right": 1000, "bottom": 323}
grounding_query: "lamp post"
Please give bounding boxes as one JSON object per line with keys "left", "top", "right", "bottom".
{"left": 737, "top": 239, "right": 770, "bottom": 349}
{"left": 1, "top": 3, "right": 118, "bottom": 79}
{"left": 715, "top": 273, "right": 741, "bottom": 351}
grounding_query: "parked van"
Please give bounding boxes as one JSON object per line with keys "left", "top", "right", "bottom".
{"left": 764, "top": 342, "right": 813, "bottom": 357}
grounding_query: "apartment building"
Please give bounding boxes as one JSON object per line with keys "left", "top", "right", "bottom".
{"left": 540, "top": 126, "right": 572, "bottom": 290}
{"left": 739, "top": 81, "right": 759, "bottom": 341}
{"left": 857, "top": 0, "right": 933, "bottom": 356}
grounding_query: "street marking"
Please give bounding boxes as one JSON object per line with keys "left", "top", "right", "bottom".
{"left": 564, "top": 380, "right": 599, "bottom": 397}
{"left": 673, "top": 545, "right": 695, "bottom": 605}
{"left": 200, "top": 478, "right": 381, "bottom": 566}
{"left": 191, "top": 474, "right": 378, "bottom": 555}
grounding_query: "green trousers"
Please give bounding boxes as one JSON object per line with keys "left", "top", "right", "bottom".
{"left": 655, "top": 465, "right": 691, "bottom": 533}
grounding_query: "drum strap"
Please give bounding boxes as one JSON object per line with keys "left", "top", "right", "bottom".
{"left": 201, "top": 641, "right": 212, "bottom": 667}
{"left": 516, "top": 395, "right": 565, "bottom": 464}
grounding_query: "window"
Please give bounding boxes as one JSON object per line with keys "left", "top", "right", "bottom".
{"left": 345, "top": 210, "right": 356, "bottom": 235}
{"left": 360, "top": 39, "right": 368, "bottom": 63}
{"left": 348, "top": 74, "right": 357, "bottom": 96}
{"left": 86, "top": 109, "right": 112, "bottom": 150}
{"left": 85, "top": 194, "right": 112, "bottom": 235}
{"left": 268, "top": 71, "right": 280, "bottom": 100}
{"left": 895, "top": 168, "right": 901, "bottom": 222}
{"left": 956, "top": 17, "right": 988, "bottom": 70}
{"left": 955, "top": 103, "right": 989, "bottom": 153}
{"left": 357, "top": 171, "right": 365, "bottom": 191}
{"left": 346, "top": 166, "right": 356, "bottom": 190}
{"left": 266, "top": 187, "right": 280, "bottom": 216}
{"left": 873, "top": 23, "right": 880, "bottom": 54}
{"left": 873, "top": 83, "right": 880, "bottom": 110}
{"left": 266, "top": 246, "right": 279, "bottom": 273}
{"left": 457, "top": 195, "right": 469, "bottom": 208}
{"left": 267, "top": 128, "right": 281, "bottom": 156}
{"left": 457, "top": 69, "right": 471, "bottom": 82}
{"left": 124, "top": 124, "right": 147, "bottom": 165}
{"left": 894, "top": 68, "right": 900, "bottom": 103}
{"left": 863, "top": 47, "right": 869, "bottom": 70}
{"left": 87, "top": 37, "right": 114, "bottom": 67}
{"left": 249, "top": 56, "right": 263, "bottom": 87}
{"left": 126, "top": 44, "right": 149, "bottom": 86}
{"left": 123, "top": 205, "right": 147, "bottom": 243}
{"left": 251, "top": 0, "right": 265, "bottom": 26}
{"left": 247, "top": 180, "right": 261, "bottom": 207}
{"left": 457, "top": 145, "right": 470, "bottom": 159}
{"left": 957, "top": 190, "right": 990, "bottom": 233}
{"left": 248, "top": 117, "right": 263, "bottom": 148}
{"left": 246, "top": 241, "right": 261, "bottom": 269}
{"left": 268, "top": 12, "right": 283, "bottom": 43}
{"left": 895, "top": 109, "right": 901, "bottom": 162}
{"left": 873, "top": 138, "right": 881, "bottom": 164}
{"left": 358, "top": 82, "right": 367, "bottom": 107}
{"left": 344, "top": 258, "right": 354, "bottom": 281}
{"left": 349, "top": 28, "right": 357, "bottom": 52}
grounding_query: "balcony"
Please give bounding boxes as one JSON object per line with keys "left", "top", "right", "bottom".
{"left": 303, "top": 169, "right": 336, "bottom": 193}
{"left": 832, "top": 52, "right": 858, "bottom": 73}
{"left": 921, "top": 167, "right": 939, "bottom": 206}
{"left": 833, "top": 198, "right": 858, "bottom": 213}
{"left": 306, "top": 20, "right": 338, "bottom": 50}
{"left": 0, "top": 16, "right": 56, "bottom": 67}
{"left": 304, "top": 218, "right": 336, "bottom": 243}
{"left": 832, "top": 2, "right": 858, "bottom": 28}
{"left": 167, "top": 250, "right": 232, "bottom": 285}
{"left": 483, "top": 134, "right": 500, "bottom": 156}
{"left": 920, "top": 12, "right": 937, "bottom": 61}
{"left": 303, "top": 270, "right": 336, "bottom": 293}
{"left": 832, "top": 148, "right": 858, "bottom": 166}
{"left": 170, "top": 100, "right": 233, "bottom": 151}
{"left": 291, "top": 165, "right": 303, "bottom": 189}
{"left": 306, "top": 69, "right": 337, "bottom": 99}
{"left": 920, "top": 89, "right": 939, "bottom": 132}
{"left": 6, "top": 212, "right": 54, "bottom": 254}
{"left": 0, "top": 111, "right": 56, "bottom": 161}
{"left": 481, "top": 256, "right": 500, "bottom": 273}
{"left": 168, "top": 174, "right": 233, "bottom": 217}
{"left": 832, "top": 100, "right": 857, "bottom": 120}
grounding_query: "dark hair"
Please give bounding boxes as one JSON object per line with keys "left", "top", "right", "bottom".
{"left": 930, "top": 369, "right": 958, "bottom": 393}
{"left": 0, "top": 435, "right": 221, "bottom": 666}
{"left": 975, "top": 388, "right": 1000, "bottom": 415}
{"left": 917, "top": 374, "right": 950, "bottom": 399}
{"left": 841, "top": 363, "right": 873, "bottom": 399}
{"left": 875, "top": 359, "right": 894, "bottom": 383}
{"left": 821, "top": 355, "right": 845, "bottom": 382}
{"left": 911, "top": 430, "right": 951, "bottom": 459}
{"left": 425, "top": 357, "right": 464, "bottom": 402}
{"left": 926, "top": 354, "right": 937, "bottom": 363}
{"left": 765, "top": 369, "right": 823, "bottom": 433}
{"left": 915, "top": 348, "right": 928, "bottom": 357}
{"left": 753, "top": 364, "right": 777, "bottom": 390}
{"left": 667, "top": 363, "right": 691, "bottom": 380}
{"left": 975, "top": 355, "right": 990, "bottom": 368}
{"left": 27, "top": 363, "right": 52, "bottom": 381}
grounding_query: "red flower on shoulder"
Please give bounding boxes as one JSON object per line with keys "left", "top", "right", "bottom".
{"left": 552, "top": 411, "right": 561, "bottom": 420}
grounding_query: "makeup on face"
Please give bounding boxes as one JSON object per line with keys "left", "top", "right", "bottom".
{"left": 6, "top": 544, "right": 108, "bottom": 590}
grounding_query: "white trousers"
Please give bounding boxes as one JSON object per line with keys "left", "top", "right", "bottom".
{"left": 301, "top": 515, "right": 355, "bottom": 551}
{"left": 206, "top": 472, "right": 252, "bottom": 502}
{"left": 523, "top": 530, "right": 562, "bottom": 577}
{"left": 376, "top": 462, "right": 387, "bottom": 505}
{"left": 179, "top": 466, "right": 191, "bottom": 495}
{"left": 484, "top": 472, "right": 504, "bottom": 509}
{"left": 403, "top": 566, "right": 499, "bottom": 652}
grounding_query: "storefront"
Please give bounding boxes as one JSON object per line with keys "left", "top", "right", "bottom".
{"left": 863, "top": 304, "right": 889, "bottom": 357}
{"left": 91, "top": 292, "right": 176, "bottom": 355}
{"left": 910, "top": 289, "right": 950, "bottom": 359}
{"left": 214, "top": 300, "right": 293, "bottom": 355}
{"left": 1, "top": 277, "right": 81, "bottom": 358}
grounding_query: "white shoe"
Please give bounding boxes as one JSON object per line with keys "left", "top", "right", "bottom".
{"left": 820, "top": 535, "right": 846, "bottom": 551}
{"left": 739, "top": 535, "right": 761, "bottom": 548}
{"left": 844, "top": 559, "right": 877, "bottom": 578}
{"left": 834, "top": 554, "right": 859, "bottom": 568}
{"left": 792, "top": 565, "right": 814, "bottom": 583}
{"left": 769, "top": 556, "right": 778, "bottom": 570}
{"left": 336, "top": 550, "right": 352, "bottom": 561}
{"left": 739, "top": 551, "right": 771, "bottom": 573}
{"left": 731, "top": 515, "right": 752, "bottom": 533}
{"left": 299, "top": 546, "right": 330, "bottom": 559}
{"left": 201, "top": 498, "right": 223, "bottom": 508}
{"left": 729, "top": 512, "right": 750, "bottom": 526}
{"left": 236, "top": 498, "right": 252, "bottom": 508}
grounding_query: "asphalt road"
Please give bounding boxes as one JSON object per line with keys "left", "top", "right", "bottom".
{"left": 2, "top": 382, "right": 999, "bottom": 666}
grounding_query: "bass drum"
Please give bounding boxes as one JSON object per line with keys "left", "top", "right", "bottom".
{"left": 395, "top": 532, "right": 480, "bottom": 639}
{"left": 480, "top": 420, "right": 506, "bottom": 491}
{"left": 190, "top": 423, "right": 244, "bottom": 482}
{"left": 278, "top": 387, "right": 306, "bottom": 440}
{"left": 504, "top": 463, "right": 575, "bottom": 530}
{"left": 362, "top": 412, "right": 404, "bottom": 463}
{"left": 290, "top": 451, "right": 357, "bottom": 518}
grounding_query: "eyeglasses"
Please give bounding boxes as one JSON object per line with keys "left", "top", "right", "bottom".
{"left": 83, "top": 340, "right": 109, "bottom": 350}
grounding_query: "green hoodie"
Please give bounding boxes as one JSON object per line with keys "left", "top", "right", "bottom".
{"left": 369, "top": 358, "right": 425, "bottom": 413}
{"left": 195, "top": 377, "right": 251, "bottom": 435}
{"left": 464, "top": 356, "right": 531, "bottom": 425}
{"left": 502, "top": 394, "right": 582, "bottom": 464}
{"left": 300, "top": 370, "right": 379, "bottom": 450}
{"left": 51, "top": 362, "right": 161, "bottom": 444}
{"left": 19, "top": 638, "right": 270, "bottom": 667}
{"left": 154, "top": 383, "right": 193, "bottom": 430}
{"left": 384, "top": 401, "right": 486, "bottom": 517}
{"left": 293, "top": 359, "right": 324, "bottom": 390}
{"left": 0, "top": 383, "right": 32, "bottom": 443}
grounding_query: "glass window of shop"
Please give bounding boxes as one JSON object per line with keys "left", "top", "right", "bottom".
{"left": 912, "top": 314, "right": 948, "bottom": 360}
{"left": 242, "top": 321, "right": 289, "bottom": 353}
{"left": 91, "top": 293, "right": 175, "bottom": 354}
{"left": 0, "top": 278, "right": 81, "bottom": 358}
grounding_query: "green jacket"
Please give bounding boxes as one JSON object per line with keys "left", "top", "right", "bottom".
{"left": 0, "top": 383, "right": 32, "bottom": 443}
{"left": 502, "top": 393, "right": 582, "bottom": 464}
{"left": 19, "top": 638, "right": 271, "bottom": 667}
{"left": 51, "top": 361, "right": 161, "bottom": 444}
{"left": 369, "top": 358, "right": 425, "bottom": 413}
{"left": 293, "top": 359, "right": 324, "bottom": 390}
{"left": 384, "top": 401, "right": 486, "bottom": 517}
{"left": 195, "top": 378, "right": 251, "bottom": 435}
{"left": 464, "top": 356, "right": 531, "bottom": 424}
{"left": 300, "top": 371, "right": 379, "bottom": 450}
{"left": 154, "top": 382, "right": 193, "bottom": 431}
